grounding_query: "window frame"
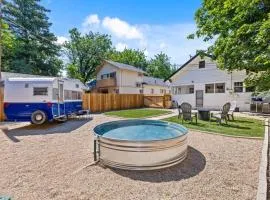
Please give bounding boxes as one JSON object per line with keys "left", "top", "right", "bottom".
{"left": 215, "top": 83, "right": 225, "bottom": 93}
{"left": 199, "top": 60, "right": 205, "bottom": 69}
{"left": 33, "top": 87, "right": 48, "bottom": 96}
{"left": 205, "top": 84, "right": 215, "bottom": 93}
{"left": 234, "top": 82, "right": 243, "bottom": 93}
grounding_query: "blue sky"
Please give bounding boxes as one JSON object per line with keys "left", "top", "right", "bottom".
{"left": 42, "top": 0, "right": 209, "bottom": 64}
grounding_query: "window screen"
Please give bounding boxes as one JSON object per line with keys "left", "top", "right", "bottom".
{"left": 33, "top": 87, "right": 48, "bottom": 96}
{"left": 205, "top": 84, "right": 214, "bottom": 93}
{"left": 215, "top": 83, "right": 225, "bottom": 93}
{"left": 199, "top": 61, "right": 205, "bottom": 68}
{"left": 234, "top": 82, "right": 243, "bottom": 93}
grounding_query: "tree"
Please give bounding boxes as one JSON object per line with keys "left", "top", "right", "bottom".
{"left": 189, "top": 0, "right": 270, "bottom": 91}
{"left": 1, "top": 21, "right": 16, "bottom": 72}
{"left": 2, "top": 0, "right": 63, "bottom": 75}
{"left": 109, "top": 48, "right": 148, "bottom": 71}
{"left": 147, "top": 52, "right": 174, "bottom": 79}
{"left": 64, "top": 28, "right": 112, "bottom": 83}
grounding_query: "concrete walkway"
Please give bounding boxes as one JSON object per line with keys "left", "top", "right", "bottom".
{"left": 147, "top": 109, "right": 178, "bottom": 120}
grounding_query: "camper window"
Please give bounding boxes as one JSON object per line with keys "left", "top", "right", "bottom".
{"left": 33, "top": 87, "right": 48, "bottom": 96}
{"left": 72, "top": 91, "right": 77, "bottom": 100}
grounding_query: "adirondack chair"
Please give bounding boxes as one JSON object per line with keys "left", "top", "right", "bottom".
{"left": 180, "top": 102, "right": 197, "bottom": 124}
{"left": 227, "top": 101, "right": 237, "bottom": 121}
{"left": 211, "top": 102, "right": 231, "bottom": 124}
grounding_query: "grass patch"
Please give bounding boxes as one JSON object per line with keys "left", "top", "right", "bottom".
{"left": 105, "top": 109, "right": 172, "bottom": 118}
{"left": 163, "top": 116, "right": 264, "bottom": 138}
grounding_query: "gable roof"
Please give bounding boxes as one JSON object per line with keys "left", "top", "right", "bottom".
{"left": 165, "top": 53, "right": 199, "bottom": 81}
{"left": 104, "top": 60, "right": 146, "bottom": 73}
{"left": 143, "top": 76, "right": 170, "bottom": 87}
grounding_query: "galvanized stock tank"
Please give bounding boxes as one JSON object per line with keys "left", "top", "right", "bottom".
{"left": 93, "top": 120, "right": 188, "bottom": 170}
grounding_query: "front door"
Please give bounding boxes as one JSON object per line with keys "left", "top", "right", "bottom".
{"left": 196, "top": 90, "right": 203, "bottom": 108}
{"left": 58, "top": 81, "right": 65, "bottom": 116}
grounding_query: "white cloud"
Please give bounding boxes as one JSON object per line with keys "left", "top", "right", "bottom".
{"left": 80, "top": 14, "right": 210, "bottom": 64}
{"left": 159, "top": 42, "right": 167, "bottom": 50}
{"left": 83, "top": 14, "right": 100, "bottom": 27}
{"left": 115, "top": 42, "right": 128, "bottom": 52}
{"left": 102, "top": 17, "right": 143, "bottom": 40}
{"left": 56, "top": 36, "right": 68, "bottom": 45}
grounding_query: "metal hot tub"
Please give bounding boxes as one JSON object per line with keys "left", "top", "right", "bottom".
{"left": 93, "top": 120, "right": 188, "bottom": 170}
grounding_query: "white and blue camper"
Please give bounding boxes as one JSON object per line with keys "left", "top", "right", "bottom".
{"left": 4, "top": 77, "right": 86, "bottom": 124}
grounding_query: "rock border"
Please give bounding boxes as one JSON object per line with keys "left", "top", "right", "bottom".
{"left": 256, "top": 118, "right": 269, "bottom": 200}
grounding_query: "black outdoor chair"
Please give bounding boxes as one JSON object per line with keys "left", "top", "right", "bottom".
{"left": 210, "top": 102, "right": 231, "bottom": 124}
{"left": 180, "top": 102, "right": 197, "bottom": 124}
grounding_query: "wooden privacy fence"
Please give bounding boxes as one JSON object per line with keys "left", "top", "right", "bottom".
{"left": 82, "top": 93, "right": 144, "bottom": 113}
{"left": 83, "top": 93, "right": 172, "bottom": 113}
{"left": 144, "top": 94, "right": 172, "bottom": 109}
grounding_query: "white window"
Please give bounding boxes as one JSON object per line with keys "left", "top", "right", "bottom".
{"left": 151, "top": 89, "right": 154, "bottom": 94}
{"left": 215, "top": 83, "right": 225, "bottom": 93}
{"left": 64, "top": 90, "right": 71, "bottom": 100}
{"left": 234, "top": 82, "right": 243, "bottom": 93}
{"left": 33, "top": 87, "right": 48, "bottom": 96}
{"left": 199, "top": 60, "right": 205, "bottom": 68}
{"left": 205, "top": 84, "right": 214, "bottom": 93}
{"left": 189, "top": 87, "right": 194, "bottom": 94}
{"left": 160, "top": 89, "right": 164, "bottom": 94}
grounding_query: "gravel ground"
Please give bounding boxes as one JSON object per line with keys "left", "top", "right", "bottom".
{"left": 0, "top": 114, "right": 262, "bottom": 200}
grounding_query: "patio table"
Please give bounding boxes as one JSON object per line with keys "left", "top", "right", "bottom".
{"left": 197, "top": 108, "right": 212, "bottom": 121}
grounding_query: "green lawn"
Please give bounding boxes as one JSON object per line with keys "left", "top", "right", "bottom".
{"left": 164, "top": 116, "right": 264, "bottom": 138}
{"left": 105, "top": 109, "right": 172, "bottom": 118}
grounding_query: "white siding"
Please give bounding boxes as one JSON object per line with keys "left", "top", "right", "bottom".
{"left": 171, "top": 55, "right": 252, "bottom": 111}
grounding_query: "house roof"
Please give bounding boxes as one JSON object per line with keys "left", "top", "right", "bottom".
{"left": 104, "top": 60, "right": 146, "bottom": 73}
{"left": 164, "top": 53, "right": 199, "bottom": 81}
{"left": 143, "top": 76, "right": 170, "bottom": 87}
{"left": 2, "top": 72, "right": 49, "bottom": 79}
{"left": 7, "top": 77, "right": 56, "bottom": 83}
{"left": 165, "top": 53, "right": 213, "bottom": 81}
{"left": 1, "top": 72, "right": 86, "bottom": 87}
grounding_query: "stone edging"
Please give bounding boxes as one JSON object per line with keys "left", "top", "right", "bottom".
{"left": 256, "top": 118, "right": 269, "bottom": 200}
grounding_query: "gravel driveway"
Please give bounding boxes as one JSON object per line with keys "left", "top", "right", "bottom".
{"left": 0, "top": 114, "right": 262, "bottom": 200}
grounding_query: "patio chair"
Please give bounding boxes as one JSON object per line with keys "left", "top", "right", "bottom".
{"left": 180, "top": 102, "right": 197, "bottom": 124}
{"left": 227, "top": 101, "right": 236, "bottom": 121}
{"left": 211, "top": 102, "right": 231, "bottom": 124}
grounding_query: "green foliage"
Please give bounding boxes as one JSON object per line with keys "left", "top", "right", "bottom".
{"left": 1, "top": 21, "right": 16, "bottom": 71}
{"left": 105, "top": 109, "right": 172, "bottom": 118}
{"left": 147, "top": 52, "right": 175, "bottom": 79}
{"left": 3, "top": 0, "right": 63, "bottom": 76}
{"left": 164, "top": 116, "right": 264, "bottom": 137}
{"left": 109, "top": 49, "right": 148, "bottom": 71}
{"left": 190, "top": 0, "right": 270, "bottom": 91}
{"left": 64, "top": 28, "right": 112, "bottom": 83}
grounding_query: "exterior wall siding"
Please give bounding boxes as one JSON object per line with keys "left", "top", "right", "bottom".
{"left": 171, "top": 56, "right": 252, "bottom": 111}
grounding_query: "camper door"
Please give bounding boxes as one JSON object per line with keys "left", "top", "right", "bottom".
{"left": 52, "top": 80, "right": 65, "bottom": 117}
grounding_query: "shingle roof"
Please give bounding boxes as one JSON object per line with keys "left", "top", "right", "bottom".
{"left": 143, "top": 76, "right": 170, "bottom": 87}
{"left": 105, "top": 60, "right": 146, "bottom": 73}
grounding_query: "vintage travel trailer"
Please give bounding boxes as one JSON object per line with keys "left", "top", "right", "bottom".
{"left": 4, "top": 77, "right": 85, "bottom": 124}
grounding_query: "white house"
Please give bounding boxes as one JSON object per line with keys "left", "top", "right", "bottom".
{"left": 167, "top": 54, "right": 253, "bottom": 111}
{"left": 95, "top": 60, "right": 171, "bottom": 95}
{"left": 142, "top": 76, "right": 171, "bottom": 95}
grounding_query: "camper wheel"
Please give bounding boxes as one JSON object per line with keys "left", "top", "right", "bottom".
{"left": 31, "top": 110, "right": 47, "bottom": 125}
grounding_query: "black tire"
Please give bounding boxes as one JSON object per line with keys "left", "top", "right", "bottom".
{"left": 31, "top": 110, "right": 47, "bottom": 125}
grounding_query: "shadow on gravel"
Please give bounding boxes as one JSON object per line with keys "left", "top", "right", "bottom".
{"left": 111, "top": 146, "right": 206, "bottom": 182}
{"left": 3, "top": 119, "right": 91, "bottom": 142}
